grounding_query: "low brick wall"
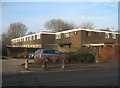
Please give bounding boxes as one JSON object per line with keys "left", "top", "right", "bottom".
{"left": 2, "top": 45, "right": 7, "bottom": 56}
{"left": 7, "top": 47, "right": 39, "bottom": 58}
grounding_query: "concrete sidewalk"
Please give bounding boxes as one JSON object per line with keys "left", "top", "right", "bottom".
{"left": 21, "top": 60, "right": 118, "bottom": 73}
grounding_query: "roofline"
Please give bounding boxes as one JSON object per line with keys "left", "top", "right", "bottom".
{"left": 55, "top": 28, "right": 120, "bottom": 34}
{"left": 11, "top": 32, "right": 55, "bottom": 41}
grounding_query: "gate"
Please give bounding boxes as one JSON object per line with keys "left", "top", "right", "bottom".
{"left": 99, "top": 46, "right": 120, "bottom": 62}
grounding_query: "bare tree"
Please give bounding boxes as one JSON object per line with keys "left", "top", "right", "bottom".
{"left": 8, "top": 22, "right": 27, "bottom": 38}
{"left": 80, "top": 21, "right": 95, "bottom": 29}
{"left": 44, "top": 19, "right": 75, "bottom": 32}
{"left": 100, "top": 27, "right": 111, "bottom": 31}
{"left": 27, "top": 31, "right": 36, "bottom": 35}
{"left": 2, "top": 22, "right": 28, "bottom": 45}
{"left": 2, "top": 32, "right": 11, "bottom": 45}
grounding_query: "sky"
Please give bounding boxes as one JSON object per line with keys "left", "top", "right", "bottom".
{"left": 1, "top": 1, "right": 119, "bottom": 35}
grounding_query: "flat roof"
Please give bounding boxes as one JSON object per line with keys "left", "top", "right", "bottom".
{"left": 55, "top": 28, "right": 119, "bottom": 34}
{"left": 11, "top": 28, "right": 120, "bottom": 41}
{"left": 11, "top": 32, "right": 55, "bottom": 41}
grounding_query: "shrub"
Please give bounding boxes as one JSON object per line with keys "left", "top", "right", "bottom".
{"left": 65, "top": 52, "right": 76, "bottom": 63}
{"left": 17, "top": 53, "right": 27, "bottom": 59}
{"left": 85, "top": 54, "right": 94, "bottom": 63}
{"left": 66, "top": 53, "right": 94, "bottom": 63}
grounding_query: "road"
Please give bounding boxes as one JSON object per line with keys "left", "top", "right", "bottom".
{"left": 2, "top": 67, "right": 118, "bottom": 86}
{"left": 2, "top": 58, "right": 119, "bottom": 86}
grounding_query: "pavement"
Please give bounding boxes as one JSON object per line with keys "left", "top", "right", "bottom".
{"left": 2, "top": 56, "right": 118, "bottom": 74}
{"left": 20, "top": 59, "right": 118, "bottom": 73}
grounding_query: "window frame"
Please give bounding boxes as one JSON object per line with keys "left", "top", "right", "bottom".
{"left": 65, "top": 33, "right": 70, "bottom": 38}
{"left": 70, "top": 32, "right": 74, "bottom": 37}
{"left": 37, "top": 34, "right": 41, "bottom": 39}
{"left": 86, "top": 31, "right": 91, "bottom": 36}
{"left": 56, "top": 33, "right": 61, "bottom": 39}
{"left": 112, "top": 33, "right": 116, "bottom": 39}
{"left": 105, "top": 33, "right": 109, "bottom": 38}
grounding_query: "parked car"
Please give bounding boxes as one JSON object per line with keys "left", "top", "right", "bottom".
{"left": 34, "top": 48, "right": 65, "bottom": 63}
{"left": 28, "top": 53, "right": 35, "bottom": 59}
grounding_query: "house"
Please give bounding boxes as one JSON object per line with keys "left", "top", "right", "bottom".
{"left": 11, "top": 28, "right": 120, "bottom": 48}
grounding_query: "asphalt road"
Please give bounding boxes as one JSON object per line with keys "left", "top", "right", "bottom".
{"left": 2, "top": 58, "right": 119, "bottom": 86}
{"left": 2, "top": 67, "right": 118, "bottom": 86}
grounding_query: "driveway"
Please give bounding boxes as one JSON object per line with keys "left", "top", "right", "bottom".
{"left": 2, "top": 58, "right": 25, "bottom": 75}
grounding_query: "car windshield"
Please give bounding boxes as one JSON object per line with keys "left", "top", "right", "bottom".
{"left": 35, "top": 49, "right": 43, "bottom": 54}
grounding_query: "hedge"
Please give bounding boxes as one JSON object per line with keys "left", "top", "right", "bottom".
{"left": 65, "top": 53, "right": 94, "bottom": 63}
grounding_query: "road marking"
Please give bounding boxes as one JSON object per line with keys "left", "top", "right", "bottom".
{"left": 19, "top": 70, "right": 33, "bottom": 73}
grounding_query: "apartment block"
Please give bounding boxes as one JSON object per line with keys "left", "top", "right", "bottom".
{"left": 11, "top": 32, "right": 55, "bottom": 48}
{"left": 11, "top": 28, "right": 120, "bottom": 48}
{"left": 55, "top": 28, "right": 119, "bottom": 48}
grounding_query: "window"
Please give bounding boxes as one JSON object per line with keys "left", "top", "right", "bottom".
{"left": 86, "top": 31, "right": 91, "bottom": 36}
{"left": 112, "top": 33, "right": 116, "bottom": 39}
{"left": 24, "top": 37, "right": 26, "bottom": 41}
{"left": 33, "top": 36, "right": 35, "bottom": 40}
{"left": 13, "top": 40, "right": 15, "bottom": 43}
{"left": 60, "top": 43, "right": 71, "bottom": 48}
{"left": 26, "top": 37, "right": 28, "bottom": 41}
{"left": 94, "top": 32, "right": 98, "bottom": 35}
{"left": 14, "top": 40, "right": 16, "bottom": 43}
{"left": 28, "top": 37, "right": 30, "bottom": 41}
{"left": 70, "top": 32, "right": 74, "bottom": 37}
{"left": 35, "top": 35, "right": 37, "bottom": 40}
{"left": 37, "top": 34, "right": 41, "bottom": 39}
{"left": 22, "top": 38, "right": 24, "bottom": 42}
{"left": 29, "top": 36, "right": 32, "bottom": 41}
{"left": 65, "top": 33, "right": 70, "bottom": 38}
{"left": 105, "top": 33, "right": 109, "bottom": 38}
{"left": 54, "top": 50, "right": 62, "bottom": 54}
{"left": 43, "top": 50, "right": 55, "bottom": 54}
{"left": 21, "top": 38, "right": 24, "bottom": 42}
{"left": 63, "top": 45, "right": 70, "bottom": 48}
{"left": 56, "top": 34, "right": 61, "bottom": 39}
{"left": 74, "top": 31, "right": 77, "bottom": 35}
{"left": 19, "top": 39, "right": 21, "bottom": 42}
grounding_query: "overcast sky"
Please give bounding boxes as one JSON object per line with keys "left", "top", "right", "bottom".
{"left": 1, "top": 1, "right": 119, "bottom": 35}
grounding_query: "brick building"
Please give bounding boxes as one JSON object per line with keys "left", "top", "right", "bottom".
{"left": 11, "top": 32, "right": 55, "bottom": 48}
{"left": 11, "top": 28, "right": 120, "bottom": 48}
{"left": 55, "top": 28, "right": 120, "bottom": 48}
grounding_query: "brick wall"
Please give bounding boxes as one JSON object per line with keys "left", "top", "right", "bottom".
{"left": 7, "top": 47, "right": 39, "bottom": 58}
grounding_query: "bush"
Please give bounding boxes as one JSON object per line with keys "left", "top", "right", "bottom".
{"left": 65, "top": 52, "right": 76, "bottom": 63}
{"left": 66, "top": 53, "right": 94, "bottom": 63}
{"left": 85, "top": 54, "right": 94, "bottom": 63}
{"left": 17, "top": 53, "right": 27, "bottom": 59}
